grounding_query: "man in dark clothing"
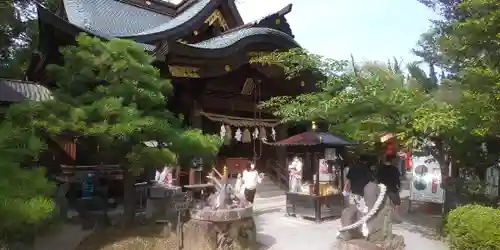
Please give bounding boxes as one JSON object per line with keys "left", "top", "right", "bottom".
{"left": 375, "top": 154, "right": 402, "bottom": 221}
{"left": 344, "top": 156, "right": 374, "bottom": 196}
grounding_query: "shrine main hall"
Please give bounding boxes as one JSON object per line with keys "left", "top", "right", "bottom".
{"left": 0, "top": 0, "right": 315, "bottom": 185}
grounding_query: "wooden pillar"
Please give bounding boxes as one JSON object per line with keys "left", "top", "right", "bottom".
{"left": 189, "top": 99, "right": 203, "bottom": 185}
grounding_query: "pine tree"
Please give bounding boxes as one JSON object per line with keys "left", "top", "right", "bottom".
{"left": 0, "top": 121, "right": 54, "bottom": 242}
{"left": 11, "top": 33, "right": 222, "bottom": 225}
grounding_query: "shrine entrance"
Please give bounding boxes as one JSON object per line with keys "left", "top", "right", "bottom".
{"left": 199, "top": 111, "right": 282, "bottom": 177}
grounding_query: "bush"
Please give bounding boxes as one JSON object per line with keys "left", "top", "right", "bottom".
{"left": 445, "top": 204, "right": 500, "bottom": 250}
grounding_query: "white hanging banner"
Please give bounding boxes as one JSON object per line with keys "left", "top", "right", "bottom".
{"left": 325, "top": 148, "right": 336, "bottom": 161}
{"left": 409, "top": 155, "right": 445, "bottom": 204}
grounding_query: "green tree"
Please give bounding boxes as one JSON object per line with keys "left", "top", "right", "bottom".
{"left": 8, "top": 33, "right": 222, "bottom": 226}
{"left": 251, "top": 48, "right": 464, "bottom": 211}
{"left": 0, "top": 0, "right": 56, "bottom": 78}
{"left": 0, "top": 121, "right": 54, "bottom": 243}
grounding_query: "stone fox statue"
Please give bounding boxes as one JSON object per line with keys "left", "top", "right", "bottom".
{"left": 336, "top": 182, "right": 405, "bottom": 249}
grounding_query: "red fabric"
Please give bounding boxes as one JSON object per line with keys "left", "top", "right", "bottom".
{"left": 385, "top": 141, "right": 393, "bottom": 155}
{"left": 405, "top": 152, "right": 411, "bottom": 169}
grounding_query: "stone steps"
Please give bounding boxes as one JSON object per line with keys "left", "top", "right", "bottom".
{"left": 254, "top": 177, "right": 286, "bottom": 213}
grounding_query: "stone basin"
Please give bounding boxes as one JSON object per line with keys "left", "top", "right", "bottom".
{"left": 190, "top": 205, "right": 254, "bottom": 222}
{"left": 183, "top": 205, "right": 257, "bottom": 250}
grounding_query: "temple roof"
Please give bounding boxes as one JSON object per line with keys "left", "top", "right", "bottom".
{"left": 39, "top": 1, "right": 298, "bottom": 52}
{"left": 184, "top": 27, "right": 298, "bottom": 49}
{"left": 32, "top": 1, "right": 299, "bottom": 80}
{"left": 62, "top": 0, "right": 223, "bottom": 42}
{"left": 0, "top": 79, "right": 53, "bottom": 102}
{"left": 63, "top": 0, "right": 173, "bottom": 37}
{"left": 265, "top": 132, "right": 356, "bottom": 147}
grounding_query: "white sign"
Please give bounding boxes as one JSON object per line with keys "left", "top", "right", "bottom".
{"left": 409, "top": 155, "right": 445, "bottom": 204}
{"left": 325, "top": 148, "right": 336, "bottom": 161}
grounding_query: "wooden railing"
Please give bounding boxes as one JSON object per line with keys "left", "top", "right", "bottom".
{"left": 265, "top": 158, "right": 288, "bottom": 190}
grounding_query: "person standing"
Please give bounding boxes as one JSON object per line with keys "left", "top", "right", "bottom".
{"left": 343, "top": 155, "right": 374, "bottom": 197}
{"left": 288, "top": 157, "right": 303, "bottom": 193}
{"left": 241, "top": 161, "right": 263, "bottom": 203}
{"left": 374, "top": 154, "right": 402, "bottom": 220}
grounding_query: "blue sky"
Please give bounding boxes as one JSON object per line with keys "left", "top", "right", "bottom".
{"left": 237, "top": 0, "right": 440, "bottom": 65}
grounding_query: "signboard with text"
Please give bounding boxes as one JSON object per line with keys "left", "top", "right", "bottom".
{"left": 409, "top": 155, "right": 445, "bottom": 204}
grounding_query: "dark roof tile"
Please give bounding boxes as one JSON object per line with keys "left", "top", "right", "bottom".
{"left": 63, "top": 0, "right": 215, "bottom": 38}
{"left": 64, "top": 0, "right": 172, "bottom": 37}
{"left": 185, "top": 27, "right": 298, "bottom": 49}
{"left": 0, "top": 79, "right": 53, "bottom": 102}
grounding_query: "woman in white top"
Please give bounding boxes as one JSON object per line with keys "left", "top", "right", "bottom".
{"left": 241, "top": 161, "right": 263, "bottom": 203}
{"left": 288, "top": 157, "right": 303, "bottom": 192}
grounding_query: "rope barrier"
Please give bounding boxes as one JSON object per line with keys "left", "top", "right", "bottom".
{"left": 199, "top": 111, "right": 281, "bottom": 127}
{"left": 337, "top": 183, "right": 387, "bottom": 234}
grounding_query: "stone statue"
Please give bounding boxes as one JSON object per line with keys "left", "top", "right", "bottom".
{"left": 184, "top": 166, "right": 256, "bottom": 250}
{"left": 336, "top": 182, "right": 405, "bottom": 250}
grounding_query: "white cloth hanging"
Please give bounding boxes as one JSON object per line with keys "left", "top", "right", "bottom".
{"left": 220, "top": 124, "right": 226, "bottom": 139}
{"left": 234, "top": 173, "right": 243, "bottom": 193}
{"left": 259, "top": 127, "right": 267, "bottom": 140}
{"left": 271, "top": 127, "right": 276, "bottom": 141}
{"left": 252, "top": 127, "right": 259, "bottom": 140}
{"left": 235, "top": 128, "right": 242, "bottom": 142}
{"left": 242, "top": 128, "right": 251, "bottom": 143}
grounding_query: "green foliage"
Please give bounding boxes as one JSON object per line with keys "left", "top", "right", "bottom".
{"left": 9, "top": 33, "right": 221, "bottom": 172}
{"left": 0, "top": 0, "right": 57, "bottom": 78}
{"left": 445, "top": 205, "right": 500, "bottom": 250}
{"left": 0, "top": 121, "right": 55, "bottom": 241}
{"left": 6, "top": 33, "right": 221, "bottom": 225}
{"left": 251, "top": 49, "right": 463, "bottom": 153}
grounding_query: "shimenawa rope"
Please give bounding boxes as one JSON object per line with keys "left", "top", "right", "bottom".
{"left": 337, "top": 183, "right": 387, "bottom": 233}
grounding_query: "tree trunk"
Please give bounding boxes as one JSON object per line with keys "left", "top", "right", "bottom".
{"left": 122, "top": 167, "right": 136, "bottom": 227}
{"left": 431, "top": 138, "right": 456, "bottom": 216}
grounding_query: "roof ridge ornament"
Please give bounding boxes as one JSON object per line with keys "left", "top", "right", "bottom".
{"left": 204, "top": 9, "right": 229, "bottom": 31}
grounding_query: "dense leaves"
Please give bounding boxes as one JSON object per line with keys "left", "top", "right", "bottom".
{"left": 0, "top": 122, "right": 54, "bottom": 241}
{"left": 0, "top": 0, "right": 56, "bottom": 78}
{"left": 445, "top": 205, "right": 500, "bottom": 250}
{"left": 251, "top": 50, "right": 462, "bottom": 155}
{"left": 9, "top": 34, "right": 221, "bottom": 169}
{"left": 7, "top": 33, "right": 222, "bottom": 225}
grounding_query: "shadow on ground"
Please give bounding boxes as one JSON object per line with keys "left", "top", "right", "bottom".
{"left": 256, "top": 218, "right": 277, "bottom": 250}
{"left": 395, "top": 197, "right": 444, "bottom": 240}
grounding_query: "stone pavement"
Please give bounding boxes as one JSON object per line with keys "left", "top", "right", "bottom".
{"left": 255, "top": 212, "right": 449, "bottom": 250}
{"left": 253, "top": 179, "right": 449, "bottom": 250}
